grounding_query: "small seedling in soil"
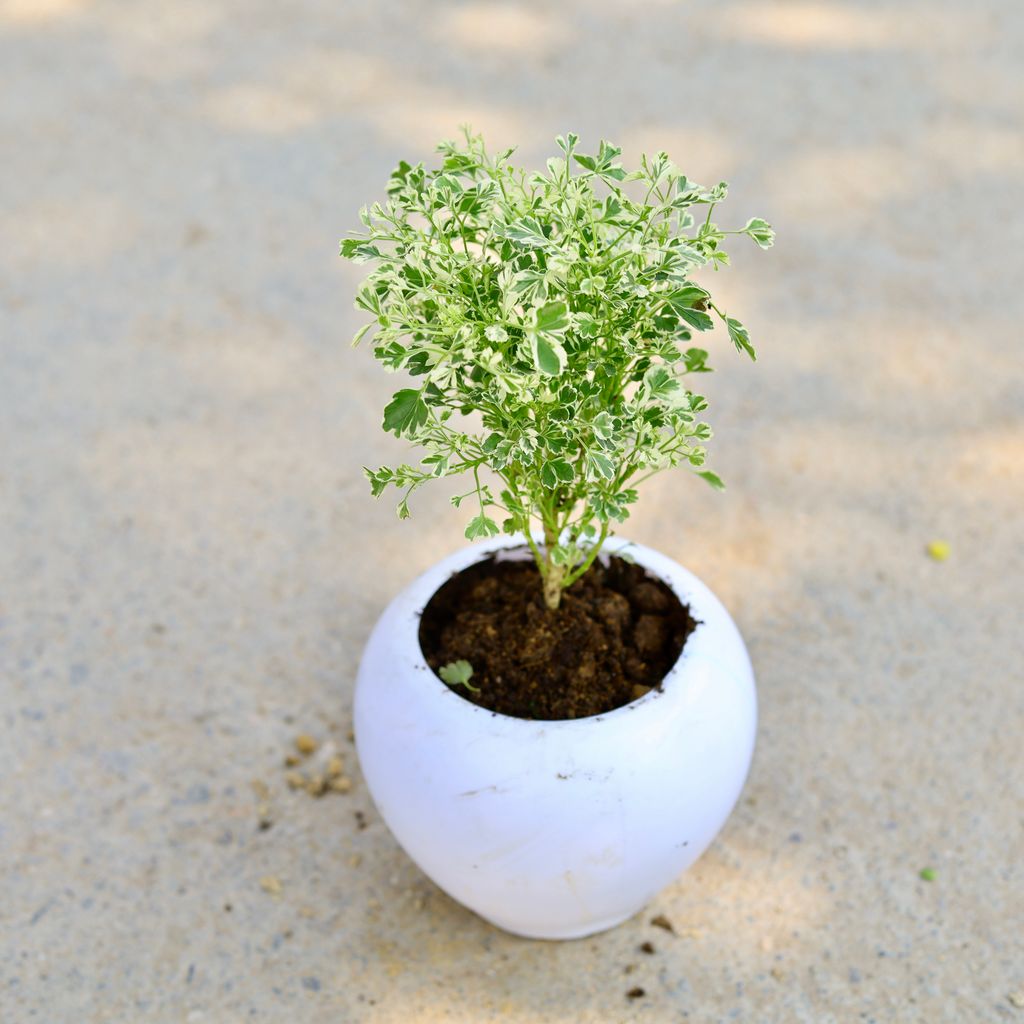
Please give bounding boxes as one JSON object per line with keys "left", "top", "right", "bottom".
{"left": 439, "top": 659, "right": 478, "bottom": 691}
{"left": 926, "top": 540, "right": 950, "bottom": 562}
{"left": 343, "top": 129, "right": 772, "bottom": 612}
{"left": 919, "top": 867, "right": 937, "bottom": 881}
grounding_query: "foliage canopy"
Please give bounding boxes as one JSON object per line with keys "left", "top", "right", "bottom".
{"left": 342, "top": 129, "right": 773, "bottom": 609}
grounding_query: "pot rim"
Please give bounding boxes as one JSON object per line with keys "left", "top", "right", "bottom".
{"left": 398, "top": 533, "right": 723, "bottom": 730}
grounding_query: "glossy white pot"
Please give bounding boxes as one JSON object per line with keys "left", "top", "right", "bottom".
{"left": 353, "top": 535, "right": 756, "bottom": 940}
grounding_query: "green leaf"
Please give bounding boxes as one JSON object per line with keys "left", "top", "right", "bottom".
{"left": 439, "top": 659, "right": 478, "bottom": 691}
{"left": 643, "top": 366, "right": 679, "bottom": 401}
{"left": 340, "top": 239, "right": 383, "bottom": 264}
{"left": 500, "top": 216, "right": 550, "bottom": 249}
{"left": 676, "top": 306, "right": 714, "bottom": 332}
{"left": 744, "top": 217, "right": 775, "bottom": 249}
{"left": 682, "top": 348, "right": 710, "bottom": 373}
{"left": 726, "top": 317, "right": 756, "bottom": 360}
{"left": 532, "top": 336, "right": 566, "bottom": 376}
{"left": 382, "top": 389, "right": 428, "bottom": 438}
{"left": 601, "top": 195, "right": 622, "bottom": 220}
{"left": 541, "top": 458, "right": 574, "bottom": 488}
{"left": 555, "top": 132, "right": 579, "bottom": 157}
{"left": 534, "top": 299, "right": 569, "bottom": 334}
{"left": 363, "top": 466, "right": 394, "bottom": 498}
{"left": 695, "top": 470, "right": 725, "bottom": 490}
{"left": 465, "top": 513, "right": 500, "bottom": 540}
{"left": 586, "top": 451, "right": 615, "bottom": 480}
{"left": 528, "top": 300, "right": 569, "bottom": 376}
{"left": 549, "top": 544, "right": 573, "bottom": 566}
{"left": 592, "top": 411, "right": 616, "bottom": 442}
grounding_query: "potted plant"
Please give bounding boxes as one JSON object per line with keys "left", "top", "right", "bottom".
{"left": 342, "top": 129, "right": 773, "bottom": 939}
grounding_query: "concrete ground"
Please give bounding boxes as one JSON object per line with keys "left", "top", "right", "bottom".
{"left": 2, "top": 0, "right": 1022, "bottom": 1020}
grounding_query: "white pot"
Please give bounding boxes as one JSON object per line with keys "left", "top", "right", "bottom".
{"left": 353, "top": 535, "right": 756, "bottom": 940}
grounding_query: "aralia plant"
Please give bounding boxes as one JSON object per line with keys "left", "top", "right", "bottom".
{"left": 342, "top": 129, "right": 773, "bottom": 611}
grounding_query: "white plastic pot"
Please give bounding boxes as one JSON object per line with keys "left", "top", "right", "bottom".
{"left": 353, "top": 535, "right": 756, "bottom": 940}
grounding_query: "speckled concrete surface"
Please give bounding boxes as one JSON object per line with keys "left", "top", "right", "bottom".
{"left": 2, "top": 1, "right": 1022, "bottom": 1021}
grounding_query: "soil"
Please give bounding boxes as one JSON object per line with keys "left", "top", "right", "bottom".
{"left": 418, "top": 551, "right": 696, "bottom": 720}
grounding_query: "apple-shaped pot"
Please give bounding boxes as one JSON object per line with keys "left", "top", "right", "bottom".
{"left": 354, "top": 535, "right": 756, "bottom": 939}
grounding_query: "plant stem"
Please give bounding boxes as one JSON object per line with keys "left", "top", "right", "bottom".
{"left": 541, "top": 521, "right": 566, "bottom": 611}
{"left": 562, "top": 522, "right": 609, "bottom": 588}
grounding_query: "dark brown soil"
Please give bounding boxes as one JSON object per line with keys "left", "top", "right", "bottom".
{"left": 418, "top": 551, "right": 697, "bottom": 720}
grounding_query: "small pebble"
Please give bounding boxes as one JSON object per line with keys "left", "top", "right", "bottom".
{"left": 257, "top": 803, "right": 274, "bottom": 830}
{"left": 650, "top": 913, "right": 676, "bottom": 934}
{"left": 631, "top": 684, "right": 651, "bottom": 701}
{"left": 1008, "top": 991, "right": 1024, "bottom": 1009}
{"left": 305, "top": 774, "right": 328, "bottom": 798}
{"left": 327, "top": 756, "right": 345, "bottom": 778}
{"left": 329, "top": 775, "right": 353, "bottom": 794}
{"left": 926, "top": 540, "right": 950, "bottom": 562}
{"left": 639, "top": 941, "right": 655, "bottom": 955}
{"left": 626, "top": 986, "right": 646, "bottom": 1000}
{"left": 259, "top": 876, "right": 282, "bottom": 896}
{"left": 285, "top": 771, "right": 306, "bottom": 790}
{"left": 295, "top": 734, "right": 318, "bottom": 756}
{"left": 283, "top": 754, "right": 301, "bottom": 768}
